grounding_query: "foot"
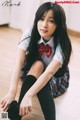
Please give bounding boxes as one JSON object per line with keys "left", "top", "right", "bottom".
{"left": 7, "top": 100, "right": 22, "bottom": 120}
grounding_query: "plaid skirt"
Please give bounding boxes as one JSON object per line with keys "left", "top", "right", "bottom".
{"left": 49, "top": 68, "right": 70, "bottom": 98}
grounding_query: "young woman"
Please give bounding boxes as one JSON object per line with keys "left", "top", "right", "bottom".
{"left": 0, "top": 2, "right": 72, "bottom": 120}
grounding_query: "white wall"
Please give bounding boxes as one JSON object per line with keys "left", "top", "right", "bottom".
{"left": 0, "top": 0, "right": 80, "bottom": 32}
{"left": 9, "top": 0, "right": 41, "bottom": 30}
{"left": 68, "top": 4, "right": 80, "bottom": 32}
{"left": 60, "top": 3, "right": 80, "bottom": 32}
{"left": 0, "top": 0, "right": 10, "bottom": 24}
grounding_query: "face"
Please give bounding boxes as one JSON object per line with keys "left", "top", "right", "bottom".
{"left": 37, "top": 10, "right": 57, "bottom": 40}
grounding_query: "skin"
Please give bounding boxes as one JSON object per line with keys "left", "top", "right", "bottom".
{"left": 0, "top": 10, "right": 61, "bottom": 117}
{"left": 37, "top": 10, "right": 56, "bottom": 40}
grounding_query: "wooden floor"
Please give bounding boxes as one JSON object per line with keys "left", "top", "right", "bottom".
{"left": 0, "top": 26, "right": 80, "bottom": 120}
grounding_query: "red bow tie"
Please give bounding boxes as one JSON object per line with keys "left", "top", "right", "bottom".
{"left": 38, "top": 43, "right": 52, "bottom": 57}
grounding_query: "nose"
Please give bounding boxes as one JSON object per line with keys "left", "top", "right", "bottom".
{"left": 42, "top": 20, "right": 48, "bottom": 28}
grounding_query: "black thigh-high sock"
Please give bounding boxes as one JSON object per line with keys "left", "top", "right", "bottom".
{"left": 18, "top": 75, "right": 36, "bottom": 105}
{"left": 7, "top": 100, "right": 22, "bottom": 120}
{"left": 7, "top": 75, "right": 55, "bottom": 120}
{"left": 7, "top": 75, "right": 36, "bottom": 120}
{"left": 37, "top": 83, "right": 56, "bottom": 120}
{"left": 18, "top": 75, "right": 56, "bottom": 120}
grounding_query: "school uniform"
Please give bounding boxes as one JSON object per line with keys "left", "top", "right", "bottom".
{"left": 18, "top": 28, "right": 69, "bottom": 98}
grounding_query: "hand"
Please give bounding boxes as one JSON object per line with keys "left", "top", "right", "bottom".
{"left": 19, "top": 94, "right": 32, "bottom": 116}
{"left": 0, "top": 92, "right": 15, "bottom": 111}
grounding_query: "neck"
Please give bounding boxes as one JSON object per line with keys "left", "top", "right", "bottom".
{"left": 43, "top": 38, "right": 49, "bottom": 43}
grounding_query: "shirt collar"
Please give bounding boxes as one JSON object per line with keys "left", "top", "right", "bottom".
{"left": 38, "top": 37, "right": 54, "bottom": 48}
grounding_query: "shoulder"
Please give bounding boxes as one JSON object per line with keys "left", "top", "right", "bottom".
{"left": 18, "top": 27, "right": 32, "bottom": 51}
{"left": 53, "top": 44, "right": 64, "bottom": 65}
{"left": 55, "top": 44, "right": 63, "bottom": 54}
{"left": 20, "top": 27, "right": 32, "bottom": 41}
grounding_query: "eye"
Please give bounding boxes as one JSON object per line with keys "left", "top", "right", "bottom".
{"left": 40, "top": 17, "right": 44, "bottom": 21}
{"left": 39, "top": 15, "right": 46, "bottom": 21}
{"left": 49, "top": 19, "right": 55, "bottom": 23}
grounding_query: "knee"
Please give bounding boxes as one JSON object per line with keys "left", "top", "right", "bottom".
{"left": 28, "top": 61, "right": 44, "bottom": 78}
{"left": 35, "top": 61, "right": 44, "bottom": 70}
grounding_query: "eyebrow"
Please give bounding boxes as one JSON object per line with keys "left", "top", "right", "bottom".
{"left": 49, "top": 17, "right": 54, "bottom": 19}
{"left": 42, "top": 15, "right": 54, "bottom": 19}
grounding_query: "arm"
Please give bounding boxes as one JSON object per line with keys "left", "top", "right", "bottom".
{"left": 9, "top": 48, "right": 27, "bottom": 96}
{"left": 26, "top": 59, "right": 61, "bottom": 97}
{"left": 0, "top": 48, "right": 28, "bottom": 111}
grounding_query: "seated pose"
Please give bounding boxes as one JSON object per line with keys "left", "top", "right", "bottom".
{"left": 0, "top": 2, "right": 72, "bottom": 120}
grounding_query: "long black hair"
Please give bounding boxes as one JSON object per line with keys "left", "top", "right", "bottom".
{"left": 27, "top": 2, "right": 72, "bottom": 69}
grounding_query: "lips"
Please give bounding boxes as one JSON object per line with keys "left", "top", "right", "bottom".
{"left": 40, "top": 29, "right": 48, "bottom": 33}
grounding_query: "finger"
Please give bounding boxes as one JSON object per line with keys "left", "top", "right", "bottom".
{"left": 1, "top": 101, "right": 6, "bottom": 108}
{"left": 0, "top": 97, "right": 6, "bottom": 105}
{"left": 28, "top": 106, "right": 32, "bottom": 112}
{"left": 3, "top": 103, "right": 10, "bottom": 111}
{"left": 0, "top": 100, "right": 4, "bottom": 105}
{"left": 25, "top": 107, "right": 29, "bottom": 115}
{"left": 20, "top": 108, "right": 24, "bottom": 116}
{"left": 19, "top": 107, "right": 24, "bottom": 116}
{"left": 2, "top": 102, "right": 8, "bottom": 111}
{"left": 22, "top": 107, "right": 26, "bottom": 116}
{"left": 19, "top": 107, "right": 22, "bottom": 116}
{"left": 0, "top": 99, "right": 5, "bottom": 106}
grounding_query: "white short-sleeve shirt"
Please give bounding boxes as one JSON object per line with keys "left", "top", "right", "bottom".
{"left": 18, "top": 28, "right": 32, "bottom": 51}
{"left": 18, "top": 28, "right": 64, "bottom": 67}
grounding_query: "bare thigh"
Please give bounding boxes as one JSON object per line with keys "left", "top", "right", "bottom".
{"left": 27, "top": 60, "right": 44, "bottom": 79}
